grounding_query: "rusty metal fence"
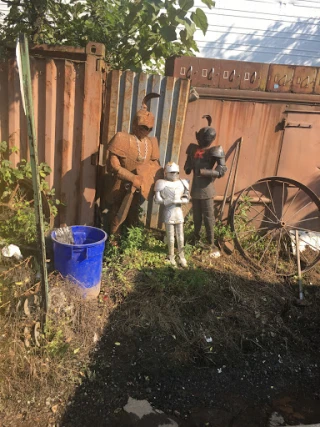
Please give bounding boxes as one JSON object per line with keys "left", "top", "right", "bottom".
{"left": 99, "top": 70, "right": 190, "bottom": 228}
{"left": 0, "top": 45, "right": 190, "bottom": 228}
{"left": 0, "top": 43, "right": 105, "bottom": 227}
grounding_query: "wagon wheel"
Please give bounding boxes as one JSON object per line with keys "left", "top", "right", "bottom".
{"left": 231, "top": 177, "right": 320, "bottom": 276}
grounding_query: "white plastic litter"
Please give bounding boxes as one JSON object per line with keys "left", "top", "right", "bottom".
{"left": 290, "top": 230, "right": 320, "bottom": 255}
{"left": 2, "top": 244, "right": 23, "bottom": 260}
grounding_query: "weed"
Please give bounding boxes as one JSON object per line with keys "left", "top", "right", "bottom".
{"left": 0, "top": 142, "right": 59, "bottom": 245}
{"left": 214, "top": 222, "right": 234, "bottom": 242}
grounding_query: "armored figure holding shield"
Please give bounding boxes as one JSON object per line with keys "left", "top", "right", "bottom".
{"left": 184, "top": 115, "right": 227, "bottom": 257}
{"left": 105, "top": 93, "right": 162, "bottom": 234}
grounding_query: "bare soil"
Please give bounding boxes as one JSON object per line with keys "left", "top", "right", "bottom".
{"left": 1, "top": 245, "right": 320, "bottom": 427}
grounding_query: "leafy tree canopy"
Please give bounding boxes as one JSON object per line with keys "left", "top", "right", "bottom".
{"left": 0, "top": 0, "right": 215, "bottom": 72}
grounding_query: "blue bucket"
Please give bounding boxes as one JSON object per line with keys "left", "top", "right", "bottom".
{"left": 51, "top": 225, "right": 107, "bottom": 299}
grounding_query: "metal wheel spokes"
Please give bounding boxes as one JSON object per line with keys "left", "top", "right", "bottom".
{"left": 231, "top": 177, "right": 320, "bottom": 276}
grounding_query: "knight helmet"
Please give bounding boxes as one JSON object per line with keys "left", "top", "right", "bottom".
{"left": 132, "top": 93, "right": 160, "bottom": 136}
{"left": 196, "top": 115, "right": 216, "bottom": 148}
{"left": 165, "top": 161, "right": 179, "bottom": 174}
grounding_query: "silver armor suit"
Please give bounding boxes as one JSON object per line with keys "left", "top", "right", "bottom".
{"left": 154, "top": 165, "right": 189, "bottom": 267}
{"left": 154, "top": 179, "right": 189, "bottom": 224}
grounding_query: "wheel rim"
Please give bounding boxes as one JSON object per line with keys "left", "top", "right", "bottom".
{"left": 231, "top": 177, "right": 320, "bottom": 276}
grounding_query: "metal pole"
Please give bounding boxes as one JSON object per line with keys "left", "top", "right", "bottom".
{"left": 219, "top": 139, "right": 240, "bottom": 221}
{"left": 228, "top": 137, "right": 243, "bottom": 217}
{"left": 16, "top": 34, "right": 49, "bottom": 319}
{"left": 295, "top": 229, "right": 304, "bottom": 300}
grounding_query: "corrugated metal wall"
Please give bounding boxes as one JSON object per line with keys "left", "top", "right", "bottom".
{"left": 179, "top": 96, "right": 320, "bottom": 217}
{"left": 100, "top": 70, "right": 190, "bottom": 228}
{"left": 0, "top": 44, "right": 105, "bottom": 227}
{"left": 0, "top": 48, "right": 190, "bottom": 230}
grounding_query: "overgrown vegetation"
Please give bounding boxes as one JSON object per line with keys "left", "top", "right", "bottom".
{"left": 1, "top": 224, "right": 320, "bottom": 425}
{"left": 0, "top": 141, "right": 58, "bottom": 245}
{"left": 0, "top": 0, "right": 215, "bottom": 72}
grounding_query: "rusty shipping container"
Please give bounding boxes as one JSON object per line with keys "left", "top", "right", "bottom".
{"left": 0, "top": 43, "right": 105, "bottom": 227}
{"left": 166, "top": 57, "right": 320, "bottom": 208}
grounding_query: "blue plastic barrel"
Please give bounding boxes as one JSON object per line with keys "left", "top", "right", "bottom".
{"left": 51, "top": 226, "right": 107, "bottom": 299}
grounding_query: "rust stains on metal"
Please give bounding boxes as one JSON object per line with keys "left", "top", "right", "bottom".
{"left": 100, "top": 71, "right": 190, "bottom": 228}
{"left": 120, "top": 71, "right": 135, "bottom": 133}
{"left": 0, "top": 62, "right": 9, "bottom": 145}
{"left": 292, "top": 66, "right": 317, "bottom": 94}
{"left": 171, "top": 79, "right": 190, "bottom": 163}
{"left": 44, "top": 59, "right": 57, "bottom": 190}
{"left": 8, "top": 59, "right": 21, "bottom": 166}
{"left": 2, "top": 43, "right": 105, "bottom": 227}
{"left": 277, "top": 111, "right": 320, "bottom": 197}
{"left": 79, "top": 52, "right": 104, "bottom": 225}
{"left": 60, "top": 60, "right": 76, "bottom": 226}
{"left": 167, "top": 56, "right": 320, "bottom": 97}
{"left": 240, "top": 62, "right": 269, "bottom": 91}
{"left": 179, "top": 98, "right": 285, "bottom": 200}
{"left": 195, "top": 87, "right": 320, "bottom": 105}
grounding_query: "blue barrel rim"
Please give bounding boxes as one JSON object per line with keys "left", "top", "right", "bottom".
{"left": 51, "top": 225, "right": 107, "bottom": 247}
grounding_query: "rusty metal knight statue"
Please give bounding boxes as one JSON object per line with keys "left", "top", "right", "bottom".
{"left": 154, "top": 162, "right": 190, "bottom": 267}
{"left": 105, "top": 93, "right": 162, "bottom": 234}
{"left": 184, "top": 115, "right": 227, "bottom": 257}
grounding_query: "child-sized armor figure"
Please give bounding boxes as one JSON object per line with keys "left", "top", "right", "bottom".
{"left": 154, "top": 162, "right": 190, "bottom": 267}
{"left": 184, "top": 115, "right": 227, "bottom": 257}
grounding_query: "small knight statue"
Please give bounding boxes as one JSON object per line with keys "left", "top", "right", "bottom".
{"left": 154, "top": 162, "right": 190, "bottom": 267}
{"left": 184, "top": 115, "right": 227, "bottom": 257}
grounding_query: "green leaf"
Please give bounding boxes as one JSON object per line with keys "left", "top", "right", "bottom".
{"left": 179, "top": 0, "right": 194, "bottom": 11}
{"left": 191, "top": 8, "right": 208, "bottom": 35}
{"left": 160, "top": 25, "right": 177, "bottom": 42}
{"left": 0, "top": 141, "right": 7, "bottom": 153}
{"left": 201, "top": 0, "right": 215, "bottom": 9}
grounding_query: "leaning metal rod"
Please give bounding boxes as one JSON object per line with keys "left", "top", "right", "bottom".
{"left": 295, "top": 229, "right": 304, "bottom": 300}
{"left": 16, "top": 34, "right": 49, "bottom": 320}
{"left": 219, "top": 138, "right": 241, "bottom": 221}
{"left": 228, "top": 137, "right": 242, "bottom": 218}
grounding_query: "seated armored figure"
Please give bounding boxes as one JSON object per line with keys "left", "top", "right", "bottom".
{"left": 106, "top": 93, "right": 162, "bottom": 234}
{"left": 154, "top": 162, "right": 190, "bottom": 267}
{"left": 184, "top": 115, "right": 227, "bottom": 258}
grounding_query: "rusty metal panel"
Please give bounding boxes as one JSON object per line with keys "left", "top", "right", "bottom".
{"left": 240, "top": 62, "right": 269, "bottom": 91}
{"left": 8, "top": 59, "right": 22, "bottom": 165}
{"left": 101, "top": 71, "right": 190, "bottom": 227}
{"left": 313, "top": 69, "right": 320, "bottom": 95}
{"left": 291, "top": 66, "right": 317, "bottom": 94}
{"left": 118, "top": 71, "right": 134, "bottom": 133}
{"left": 1, "top": 44, "right": 105, "bottom": 227}
{"left": 171, "top": 79, "right": 190, "bottom": 163}
{"left": 59, "top": 60, "right": 76, "bottom": 226}
{"left": 44, "top": 59, "right": 57, "bottom": 190}
{"left": 179, "top": 98, "right": 285, "bottom": 201}
{"left": 103, "top": 72, "right": 190, "bottom": 168}
{"left": 79, "top": 53, "right": 104, "bottom": 225}
{"left": 218, "top": 59, "right": 241, "bottom": 90}
{"left": 195, "top": 58, "right": 220, "bottom": 88}
{"left": 266, "top": 64, "right": 295, "bottom": 92}
{"left": 165, "top": 57, "right": 221, "bottom": 88}
{"left": 0, "top": 62, "right": 9, "bottom": 145}
{"left": 277, "top": 112, "right": 320, "bottom": 197}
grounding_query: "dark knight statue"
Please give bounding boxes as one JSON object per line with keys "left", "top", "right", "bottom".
{"left": 184, "top": 115, "right": 227, "bottom": 257}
